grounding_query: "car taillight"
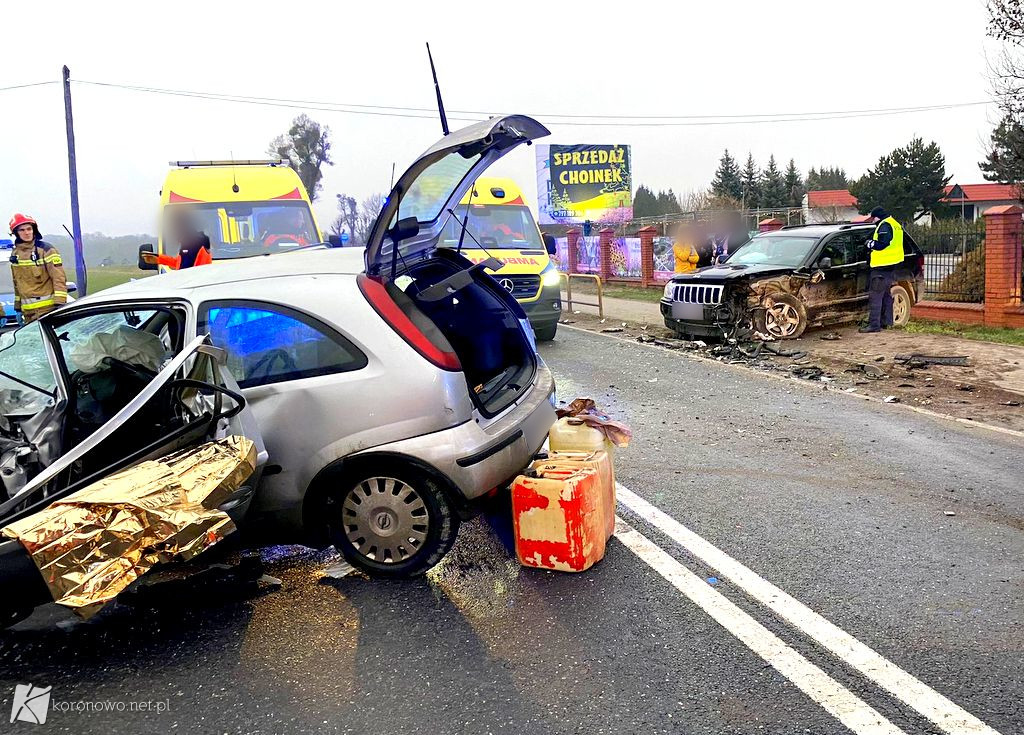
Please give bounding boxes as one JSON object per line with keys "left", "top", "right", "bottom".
{"left": 357, "top": 274, "right": 462, "bottom": 372}
{"left": 917, "top": 255, "right": 925, "bottom": 273}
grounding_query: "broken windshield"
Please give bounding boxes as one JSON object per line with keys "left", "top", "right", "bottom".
{"left": 726, "top": 235, "right": 817, "bottom": 268}
{"left": 0, "top": 323, "right": 57, "bottom": 413}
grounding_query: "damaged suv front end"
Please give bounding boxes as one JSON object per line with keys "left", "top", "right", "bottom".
{"left": 661, "top": 224, "right": 925, "bottom": 340}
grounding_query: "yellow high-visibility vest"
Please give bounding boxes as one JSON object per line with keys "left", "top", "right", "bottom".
{"left": 870, "top": 216, "right": 905, "bottom": 267}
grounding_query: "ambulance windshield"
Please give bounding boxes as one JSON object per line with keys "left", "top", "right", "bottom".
{"left": 439, "top": 205, "right": 543, "bottom": 250}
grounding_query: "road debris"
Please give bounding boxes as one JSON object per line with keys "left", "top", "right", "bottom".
{"left": 820, "top": 332, "right": 842, "bottom": 341}
{"left": 884, "top": 395, "right": 901, "bottom": 403}
{"left": 601, "top": 327, "right": 624, "bottom": 333}
{"left": 956, "top": 384, "right": 975, "bottom": 392}
{"left": 847, "top": 363, "right": 888, "bottom": 379}
{"left": 943, "top": 511, "right": 957, "bottom": 517}
{"left": 895, "top": 354, "right": 971, "bottom": 367}
{"left": 1002, "top": 400, "right": 1022, "bottom": 406}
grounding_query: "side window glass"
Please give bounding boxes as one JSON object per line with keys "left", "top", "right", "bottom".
{"left": 821, "top": 236, "right": 850, "bottom": 266}
{"left": 199, "top": 302, "right": 367, "bottom": 388}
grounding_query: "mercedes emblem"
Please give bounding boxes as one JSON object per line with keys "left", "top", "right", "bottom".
{"left": 499, "top": 278, "right": 515, "bottom": 293}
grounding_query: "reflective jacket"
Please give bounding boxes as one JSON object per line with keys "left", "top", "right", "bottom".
{"left": 10, "top": 240, "right": 67, "bottom": 314}
{"left": 870, "top": 216, "right": 905, "bottom": 268}
{"left": 157, "top": 234, "right": 213, "bottom": 270}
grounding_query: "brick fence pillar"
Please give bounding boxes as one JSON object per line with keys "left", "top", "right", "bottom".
{"left": 982, "top": 205, "right": 1023, "bottom": 327}
{"left": 638, "top": 226, "right": 658, "bottom": 287}
{"left": 598, "top": 227, "right": 615, "bottom": 281}
{"left": 566, "top": 228, "right": 580, "bottom": 274}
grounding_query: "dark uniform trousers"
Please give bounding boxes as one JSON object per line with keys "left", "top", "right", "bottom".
{"left": 868, "top": 266, "right": 895, "bottom": 330}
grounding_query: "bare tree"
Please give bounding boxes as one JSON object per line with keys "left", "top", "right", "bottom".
{"left": 332, "top": 194, "right": 358, "bottom": 239}
{"left": 356, "top": 194, "right": 386, "bottom": 244}
{"left": 678, "top": 188, "right": 712, "bottom": 212}
{"left": 987, "top": 1, "right": 1024, "bottom": 114}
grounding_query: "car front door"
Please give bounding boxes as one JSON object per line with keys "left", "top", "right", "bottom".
{"left": 803, "top": 233, "right": 865, "bottom": 322}
{"left": 0, "top": 305, "right": 265, "bottom": 527}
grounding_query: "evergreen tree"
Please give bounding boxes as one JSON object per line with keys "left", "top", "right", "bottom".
{"left": 710, "top": 149, "right": 743, "bottom": 200}
{"left": 759, "top": 155, "right": 787, "bottom": 208}
{"left": 980, "top": 114, "right": 1024, "bottom": 199}
{"left": 849, "top": 137, "right": 951, "bottom": 222}
{"left": 633, "top": 184, "right": 660, "bottom": 218}
{"left": 656, "top": 189, "right": 682, "bottom": 214}
{"left": 806, "top": 166, "right": 849, "bottom": 191}
{"left": 741, "top": 153, "right": 760, "bottom": 209}
{"left": 784, "top": 158, "right": 805, "bottom": 207}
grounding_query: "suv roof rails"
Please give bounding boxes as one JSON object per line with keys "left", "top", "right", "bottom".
{"left": 779, "top": 223, "right": 819, "bottom": 229}
{"left": 838, "top": 222, "right": 872, "bottom": 229}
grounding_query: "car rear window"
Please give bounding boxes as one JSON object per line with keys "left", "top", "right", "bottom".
{"left": 198, "top": 300, "right": 367, "bottom": 388}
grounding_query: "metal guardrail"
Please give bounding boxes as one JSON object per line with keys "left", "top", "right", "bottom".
{"left": 560, "top": 272, "right": 604, "bottom": 318}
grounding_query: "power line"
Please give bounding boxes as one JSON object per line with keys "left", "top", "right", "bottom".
{"left": 0, "top": 80, "right": 59, "bottom": 92}
{"left": 70, "top": 78, "right": 995, "bottom": 127}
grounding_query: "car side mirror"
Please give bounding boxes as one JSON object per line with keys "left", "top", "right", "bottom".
{"left": 138, "top": 243, "right": 157, "bottom": 271}
{"left": 817, "top": 257, "right": 832, "bottom": 270}
{"left": 66, "top": 281, "right": 78, "bottom": 295}
{"left": 327, "top": 234, "right": 344, "bottom": 248}
{"left": 543, "top": 233, "right": 557, "bottom": 256}
{"left": 388, "top": 216, "right": 420, "bottom": 243}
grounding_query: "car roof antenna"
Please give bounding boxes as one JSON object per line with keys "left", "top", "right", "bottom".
{"left": 426, "top": 43, "right": 449, "bottom": 136}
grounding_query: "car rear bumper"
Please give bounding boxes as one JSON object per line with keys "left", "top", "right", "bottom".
{"left": 353, "top": 363, "right": 557, "bottom": 502}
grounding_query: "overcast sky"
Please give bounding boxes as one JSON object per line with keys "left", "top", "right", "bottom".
{"left": 1, "top": 0, "right": 1003, "bottom": 237}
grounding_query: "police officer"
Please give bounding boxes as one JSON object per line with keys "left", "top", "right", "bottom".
{"left": 859, "top": 206, "right": 905, "bottom": 333}
{"left": 8, "top": 213, "right": 67, "bottom": 324}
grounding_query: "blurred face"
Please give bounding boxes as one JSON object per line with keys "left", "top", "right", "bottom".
{"left": 14, "top": 224, "right": 34, "bottom": 242}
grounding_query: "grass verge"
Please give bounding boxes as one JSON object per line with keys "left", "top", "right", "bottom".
{"left": 904, "top": 318, "right": 1024, "bottom": 347}
{"left": 86, "top": 266, "right": 154, "bottom": 293}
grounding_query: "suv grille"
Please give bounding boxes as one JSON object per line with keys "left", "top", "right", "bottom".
{"left": 496, "top": 274, "right": 540, "bottom": 299}
{"left": 668, "top": 283, "right": 723, "bottom": 305}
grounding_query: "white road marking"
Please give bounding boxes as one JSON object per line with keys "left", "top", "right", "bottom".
{"left": 614, "top": 518, "right": 905, "bottom": 735}
{"left": 615, "top": 484, "right": 1002, "bottom": 735}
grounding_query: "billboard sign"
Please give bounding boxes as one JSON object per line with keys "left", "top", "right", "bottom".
{"left": 536, "top": 144, "right": 632, "bottom": 225}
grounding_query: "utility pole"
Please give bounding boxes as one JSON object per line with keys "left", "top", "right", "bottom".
{"left": 62, "top": 65, "right": 87, "bottom": 296}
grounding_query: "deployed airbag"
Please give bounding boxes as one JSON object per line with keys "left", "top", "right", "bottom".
{"left": 70, "top": 325, "right": 169, "bottom": 374}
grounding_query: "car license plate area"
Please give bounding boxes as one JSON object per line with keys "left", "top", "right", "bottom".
{"left": 672, "top": 302, "right": 705, "bottom": 320}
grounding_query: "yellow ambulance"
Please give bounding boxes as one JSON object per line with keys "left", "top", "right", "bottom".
{"left": 140, "top": 160, "right": 336, "bottom": 271}
{"left": 439, "top": 177, "right": 562, "bottom": 340}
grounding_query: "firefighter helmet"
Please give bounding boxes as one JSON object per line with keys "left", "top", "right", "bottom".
{"left": 9, "top": 213, "right": 38, "bottom": 235}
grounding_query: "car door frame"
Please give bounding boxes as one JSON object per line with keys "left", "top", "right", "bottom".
{"left": 1, "top": 303, "right": 266, "bottom": 526}
{"left": 804, "top": 233, "right": 868, "bottom": 322}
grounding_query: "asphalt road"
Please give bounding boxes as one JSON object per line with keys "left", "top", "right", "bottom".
{"left": 1, "top": 326, "right": 1021, "bottom": 734}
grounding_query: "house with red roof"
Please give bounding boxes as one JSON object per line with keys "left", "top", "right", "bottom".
{"left": 803, "top": 183, "right": 1020, "bottom": 223}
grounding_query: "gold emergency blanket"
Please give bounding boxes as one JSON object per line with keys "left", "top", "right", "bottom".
{"left": 1, "top": 436, "right": 257, "bottom": 618}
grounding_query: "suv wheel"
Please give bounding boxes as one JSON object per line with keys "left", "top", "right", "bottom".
{"left": 325, "top": 465, "right": 459, "bottom": 578}
{"left": 757, "top": 293, "right": 807, "bottom": 339}
{"left": 890, "top": 284, "right": 912, "bottom": 327}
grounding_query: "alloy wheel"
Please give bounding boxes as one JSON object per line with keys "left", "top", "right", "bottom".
{"left": 765, "top": 302, "right": 801, "bottom": 338}
{"left": 341, "top": 476, "right": 430, "bottom": 564}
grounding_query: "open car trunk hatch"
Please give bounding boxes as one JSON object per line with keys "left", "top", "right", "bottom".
{"left": 384, "top": 249, "right": 537, "bottom": 419}
{"left": 364, "top": 114, "right": 550, "bottom": 277}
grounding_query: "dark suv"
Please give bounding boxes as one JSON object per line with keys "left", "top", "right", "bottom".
{"left": 660, "top": 223, "right": 925, "bottom": 339}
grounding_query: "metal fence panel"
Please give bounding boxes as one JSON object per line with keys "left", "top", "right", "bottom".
{"left": 906, "top": 219, "right": 986, "bottom": 303}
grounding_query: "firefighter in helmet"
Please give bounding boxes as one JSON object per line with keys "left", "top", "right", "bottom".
{"left": 8, "top": 214, "right": 68, "bottom": 324}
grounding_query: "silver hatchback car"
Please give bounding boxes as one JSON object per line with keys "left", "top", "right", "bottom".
{"left": 0, "top": 115, "right": 556, "bottom": 589}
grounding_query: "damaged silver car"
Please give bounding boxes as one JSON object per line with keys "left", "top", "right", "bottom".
{"left": 1, "top": 114, "right": 557, "bottom": 626}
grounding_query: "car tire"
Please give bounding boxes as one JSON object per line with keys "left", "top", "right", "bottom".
{"left": 325, "top": 464, "right": 459, "bottom": 578}
{"left": 756, "top": 293, "right": 807, "bottom": 339}
{"left": 890, "top": 284, "right": 912, "bottom": 327}
{"left": 534, "top": 322, "right": 557, "bottom": 341}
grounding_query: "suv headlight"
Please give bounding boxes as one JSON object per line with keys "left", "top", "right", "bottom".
{"left": 541, "top": 265, "right": 562, "bottom": 288}
{"left": 663, "top": 282, "right": 674, "bottom": 299}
